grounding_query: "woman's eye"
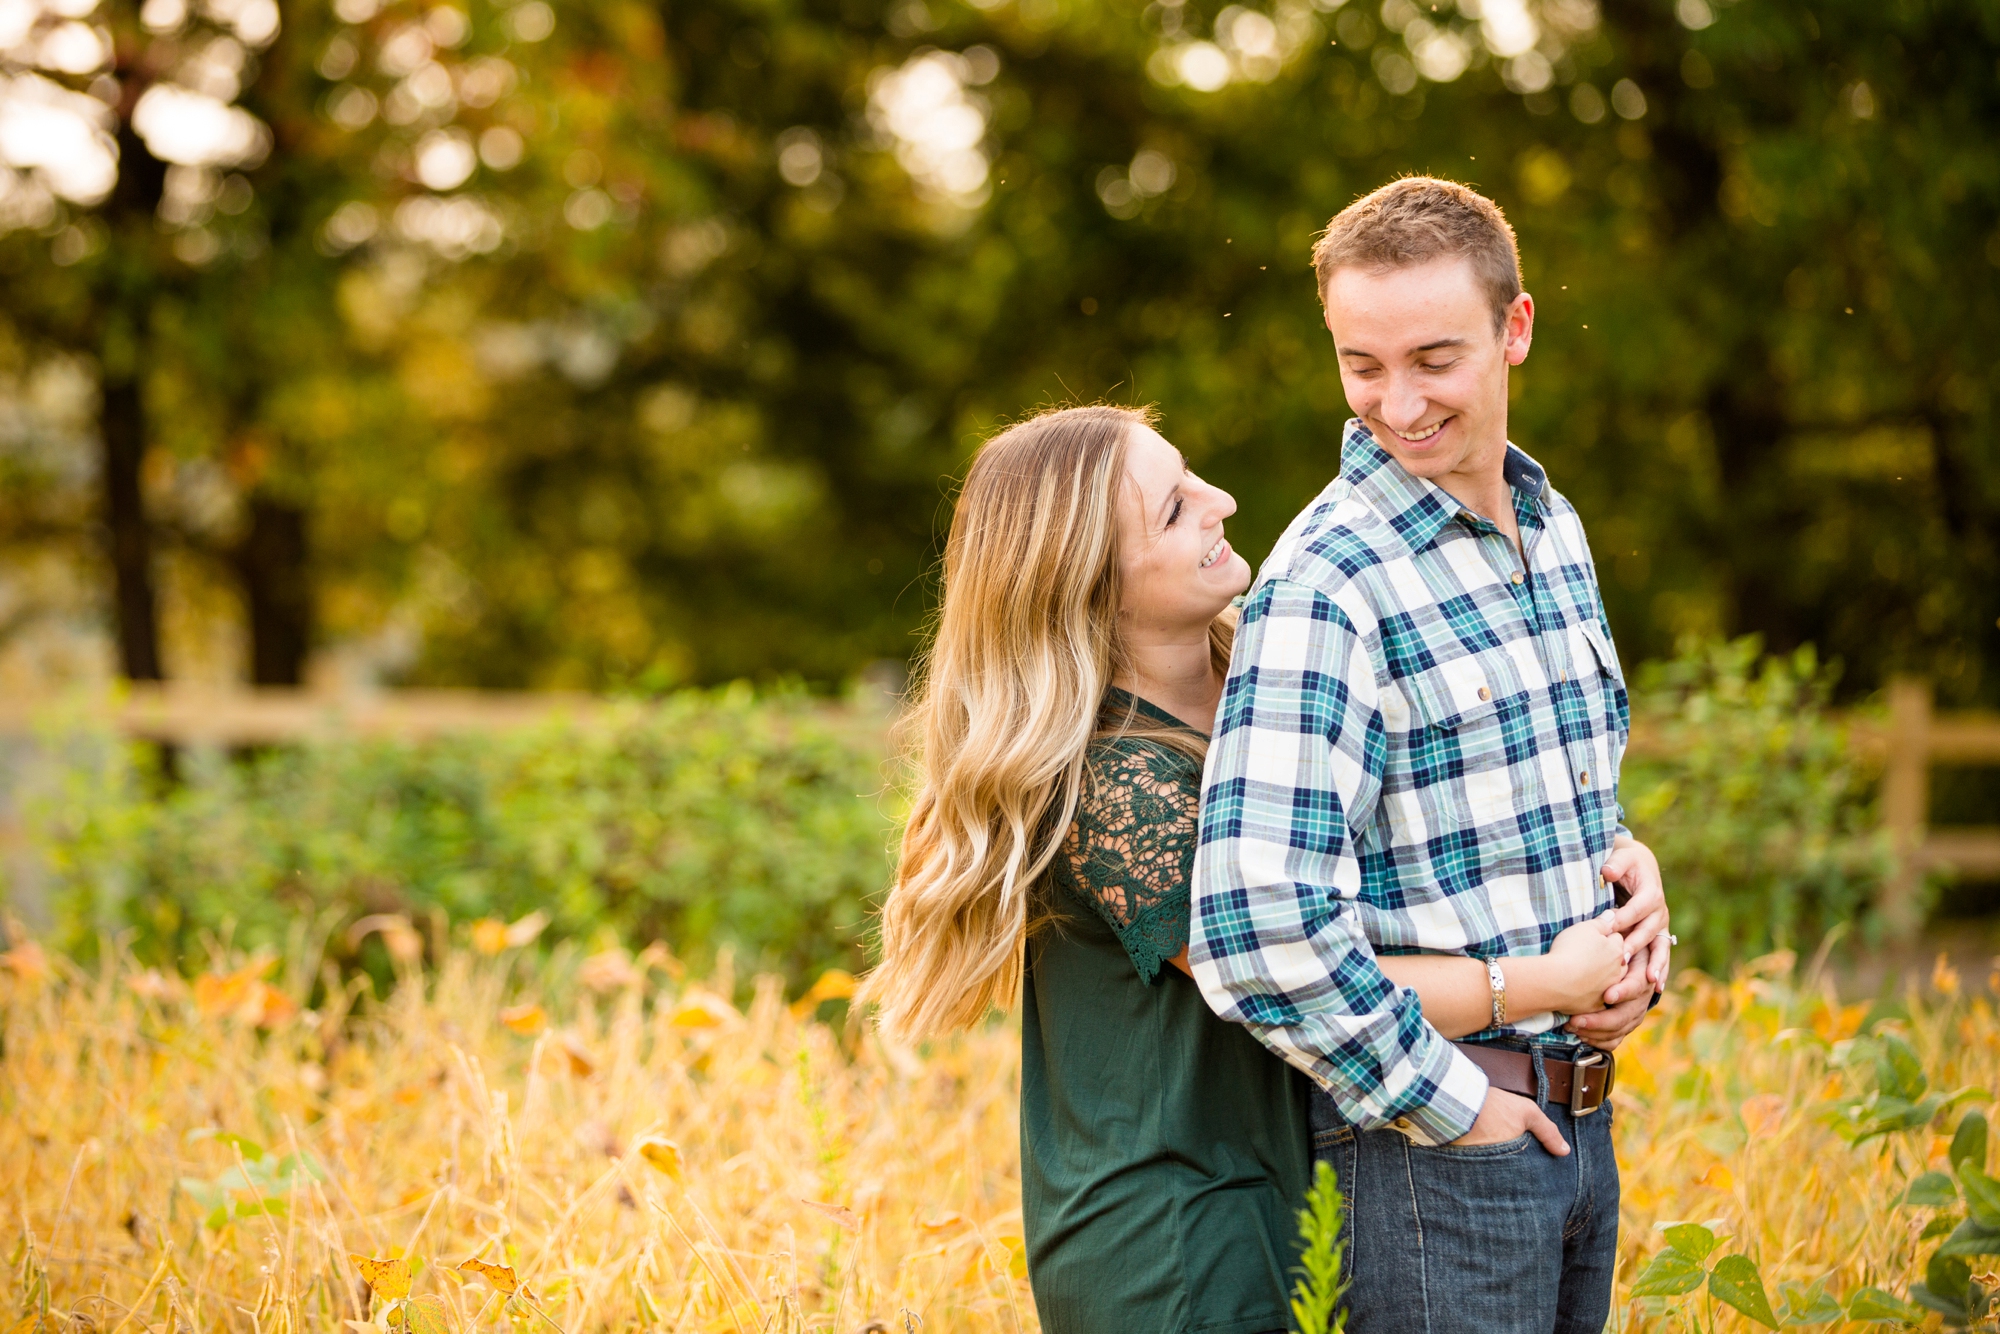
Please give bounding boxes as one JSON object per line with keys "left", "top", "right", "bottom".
{"left": 1167, "top": 497, "right": 1184, "bottom": 527}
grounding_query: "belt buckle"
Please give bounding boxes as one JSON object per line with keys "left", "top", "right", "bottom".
{"left": 1569, "top": 1050, "right": 1608, "bottom": 1116}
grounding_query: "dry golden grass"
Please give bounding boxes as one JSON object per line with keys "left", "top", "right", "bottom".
{"left": 0, "top": 932, "right": 1993, "bottom": 1333}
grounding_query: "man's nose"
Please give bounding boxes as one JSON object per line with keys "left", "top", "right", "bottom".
{"left": 1380, "top": 373, "right": 1429, "bottom": 430}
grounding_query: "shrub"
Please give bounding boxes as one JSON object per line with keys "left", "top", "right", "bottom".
{"left": 3, "top": 637, "right": 1891, "bottom": 989}
{"left": 14, "top": 686, "right": 901, "bottom": 985}
{"left": 1619, "top": 636, "right": 1889, "bottom": 971}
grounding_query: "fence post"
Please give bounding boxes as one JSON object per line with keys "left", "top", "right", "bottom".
{"left": 1880, "top": 676, "right": 1932, "bottom": 937}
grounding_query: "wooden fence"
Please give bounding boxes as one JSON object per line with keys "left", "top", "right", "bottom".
{"left": 3, "top": 677, "right": 1998, "bottom": 936}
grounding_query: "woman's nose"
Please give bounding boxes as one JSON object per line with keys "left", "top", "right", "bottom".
{"left": 1194, "top": 475, "right": 1237, "bottom": 520}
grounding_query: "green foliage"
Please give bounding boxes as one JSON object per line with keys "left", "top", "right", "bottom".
{"left": 1290, "top": 1160, "right": 1347, "bottom": 1334}
{"left": 24, "top": 688, "right": 899, "bottom": 987}
{"left": 1619, "top": 637, "right": 1888, "bottom": 972}
{"left": 1833, "top": 1036, "right": 1989, "bottom": 1146}
{"left": 175, "top": 1130, "right": 326, "bottom": 1231}
{"left": 7, "top": 0, "right": 2000, "bottom": 704}
{"left": 1633, "top": 1060, "right": 1998, "bottom": 1329}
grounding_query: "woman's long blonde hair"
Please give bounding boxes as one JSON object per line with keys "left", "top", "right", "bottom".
{"left": 860, "top": 404, "right": 1234, "bottom": 1044}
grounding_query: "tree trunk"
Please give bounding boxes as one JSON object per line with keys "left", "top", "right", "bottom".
{"left": 236, "top": 493, "right": 313, "bottom": 685}
{"left": 97, "top": 115, "right": 172, "bottom": 683}
{"left": 100, "top": 374, "right": 163, "bottom": 681}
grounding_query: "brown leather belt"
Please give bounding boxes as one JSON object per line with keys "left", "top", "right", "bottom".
{"left": 1453, "top": 1042, "right": 1615, "bottom": 1116}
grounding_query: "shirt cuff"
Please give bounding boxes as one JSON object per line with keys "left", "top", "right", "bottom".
{"left": 1387, "top": 1037, "right": 1491, "bottom": 1147}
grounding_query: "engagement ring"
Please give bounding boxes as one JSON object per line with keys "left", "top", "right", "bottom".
{"left": 1668, "top": 933, "right": 1679, "bottom": 946}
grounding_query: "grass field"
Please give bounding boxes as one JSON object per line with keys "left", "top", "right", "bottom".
{"left": 1, "top": 927, "right": 1992, "bottom": 1333}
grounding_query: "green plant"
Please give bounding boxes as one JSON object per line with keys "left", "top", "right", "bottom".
{"left": 15, "top": 687, "right": 900, "bottom": 990}
{"left": 1291, "top": 1159, "right": 1348, "bottom": 1334}
{"left": 1620, "top": 637, "right": 1889, "bottom": 973}
{"left": 1629, "top": 1031, "right": 1996, "bottom": 1330}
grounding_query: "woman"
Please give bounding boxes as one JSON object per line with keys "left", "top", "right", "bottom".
{"left": 860, "top": 405, "right": 1639, "bottom": 1333}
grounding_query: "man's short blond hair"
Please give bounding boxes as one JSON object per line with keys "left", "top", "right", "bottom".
{"left": 1312, "top": 176, "right": 1523, "bottom": 333}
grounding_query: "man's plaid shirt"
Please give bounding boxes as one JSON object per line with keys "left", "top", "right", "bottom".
{"left": 1190, "top": 421, "right": 1630, "bottom": 1146}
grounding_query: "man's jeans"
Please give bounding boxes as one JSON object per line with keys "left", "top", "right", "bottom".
{"left": 1309, "top": 1041, "right": 1620, "bottom": 1334}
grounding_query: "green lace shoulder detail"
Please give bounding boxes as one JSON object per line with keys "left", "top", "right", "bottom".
{"left": 1056, "top": 736, "right": 1200, "bottom": 984}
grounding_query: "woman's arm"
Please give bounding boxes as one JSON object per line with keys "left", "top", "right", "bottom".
{"left": 1375, "top": 916, "right": 1629, "bottom": 1039}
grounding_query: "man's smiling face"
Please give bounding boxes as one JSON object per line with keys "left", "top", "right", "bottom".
{"left": 1323, "top": 255, "right": 1533, "bottom": 492}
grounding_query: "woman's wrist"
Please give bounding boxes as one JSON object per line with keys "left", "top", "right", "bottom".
{"left": 1496, "top": 955, "right": 1560, "bottom": 1017}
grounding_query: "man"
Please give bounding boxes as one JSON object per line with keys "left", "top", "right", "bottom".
{"left": 1190, "top": 176, "right": 1671, "bottom": 1333}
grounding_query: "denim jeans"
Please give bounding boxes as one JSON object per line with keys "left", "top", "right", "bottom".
{"left": 1309, "top": 1041, "right": 1620, "bottom": 1334}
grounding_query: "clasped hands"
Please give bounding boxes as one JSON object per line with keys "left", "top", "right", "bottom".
{"left": 1558, "top": 834, "right": 1670, "bottom": 1050}
{"left": 1455, "top": 835, "right": 1670, "bottom": 1153}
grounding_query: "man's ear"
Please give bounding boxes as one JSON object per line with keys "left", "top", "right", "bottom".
{"left": 1503, "top": 291, "right": 1534, "bottom": 366}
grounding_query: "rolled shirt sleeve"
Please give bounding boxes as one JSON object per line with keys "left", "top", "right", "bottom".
{"left": 1190, "top": 576, "right": 1490, "bottom": 1146}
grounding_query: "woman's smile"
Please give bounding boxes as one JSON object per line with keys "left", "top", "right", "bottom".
{"left": 1199, "top": 535, "right": 1231, "bottom": 569}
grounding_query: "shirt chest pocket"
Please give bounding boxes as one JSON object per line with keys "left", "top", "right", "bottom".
{"left": 1565, "top": 619, "right": 1629, "bottom": 757}
{"left": 1389, "top": 654, "right": 1539, "bottom": 841}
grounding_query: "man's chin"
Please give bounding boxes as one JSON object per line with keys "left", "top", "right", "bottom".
{"left": 1368, "top": 418, "right": 1470, "bottom": 477}
{"left": 1381, "top": 443, "right": 1459, "bottom": 479}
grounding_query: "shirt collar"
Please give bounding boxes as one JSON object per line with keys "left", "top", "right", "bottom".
{"left": 1337, "top": 419, "right": 1550, "bottom": 550}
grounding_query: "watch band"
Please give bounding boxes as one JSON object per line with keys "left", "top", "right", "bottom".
{"left": 1486, "top": 957, "right": 1508, "bottom": 1029}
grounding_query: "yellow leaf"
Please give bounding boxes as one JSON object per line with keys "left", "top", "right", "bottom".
{"left": 195, "top": 956, "right": 276, "bottom": 1016}
{"left": 1, "top": 940, "right": 50, "bottom": 983}
{"left": 499, "top": 1004, "right": 547, "bottom": 1036}
{"left": 1617, "top": 1050, "right": 1656, "bottom": 1099}
{"left": 634, "top": 941, "right": 684, "bottom": 980}
{"left": 503, "top": 911, "right": 550, "bottom": 948}
{"left": 127, "top": 967, "right": 181, "bottom": 1000}
{"left": 456, "top": 1259, "right": 518, "bottom": 1296}
{"left": 579, "top": 949, "right": 641, "bottom": 993}
{"left": 471, "top": 919, "right": 510, "bottom": 955}
{"left": 1739, "top": 1093, "right": 1787, "bottom": 1138}
{"left": 348, "top": 914, "right": 424, "bottom": 965}
{"left": 559, "top": 1034, "right": 597, "bottom": 1077}
{"left": 992, "top": 1232, "right": 1028, "bottom": 1279}
{"left": 402, "top": 1295, "right": 450, "bottom": 1334}
{"left": 799, "top": 1198, "right": 860, "bottom": 1232}
{"left": 789, "top": 968, "right": 859, "bottom": 1018}
{"left": 1697, "top": 1162, "right": 1735, "bottom": 1191}
{"left": 669, "top": 993, "right": 739, "bottom": 1029}
{"left": 249, "top": 980, "right": 297, "bottom": 1028}
{"left": 638, "top": 1138, "right": 684, "bottom": 1181}
{"left": 351, "top": 1254, "right": 413, "bottom": 1301}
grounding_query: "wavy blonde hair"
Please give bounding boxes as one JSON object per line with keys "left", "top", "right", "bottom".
{"left": 861, "top": 404, "right": 1234, "bottom": 1044}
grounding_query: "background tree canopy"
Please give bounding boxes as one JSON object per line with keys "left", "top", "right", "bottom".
{"left": 0, "top": 0, "right": 1995, "bottom": 701}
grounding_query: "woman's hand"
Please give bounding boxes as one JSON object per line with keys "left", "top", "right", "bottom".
{"left": 1600, "top": 836, "right": 1671, "bottom": 1000}
{"left": 1531, "top": 913, "right": 1626, "bottom": 1016}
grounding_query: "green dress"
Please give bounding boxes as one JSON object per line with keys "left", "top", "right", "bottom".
{"left": 1020, "top": 689, "right": 1314, "bottom": 1334}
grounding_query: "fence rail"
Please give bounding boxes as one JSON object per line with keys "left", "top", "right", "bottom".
{"left": 0, "top": 683, "right": 606, "bottom": 745}
{"left": 3, "top": 677, "right": 1998, "bottom": 936}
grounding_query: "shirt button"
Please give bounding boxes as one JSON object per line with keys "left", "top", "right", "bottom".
{"left": 1579, "top": 769, "right": 1590, "bottom": 786}
{"left": 1559, "top": 670, "right": 1568, "bottom": 683}
{"left": 1477, "top": 686, "right": 1491, "bottom": 701}
{"left": 1510, "top": 570, "right": 1525, "bottom": 585}
{"left": 1393, "top": 1117, "right": 1413, "bottom": 1130}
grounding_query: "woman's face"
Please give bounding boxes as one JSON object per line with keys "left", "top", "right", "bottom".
{"left": 1116, "top": 425, "right": 1253, "bottom": 635}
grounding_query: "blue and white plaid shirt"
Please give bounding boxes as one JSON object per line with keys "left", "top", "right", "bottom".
{"left": 1191, "top": 420, "right": 1630, "bottom": 1146}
